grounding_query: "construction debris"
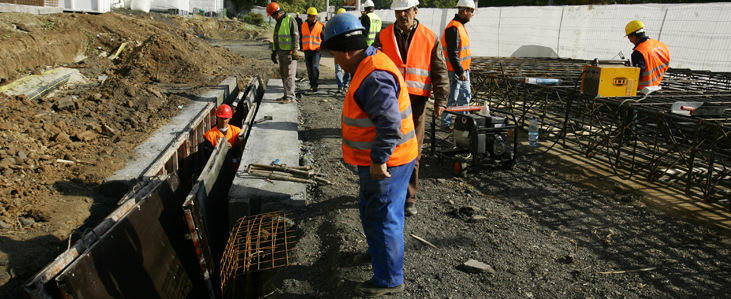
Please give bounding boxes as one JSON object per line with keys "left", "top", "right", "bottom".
{"left": 245, "top": 163, "right": 331, "bottom": 185}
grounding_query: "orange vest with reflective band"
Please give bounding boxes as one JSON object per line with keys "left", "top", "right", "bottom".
{"left": 441, "top": 19, "right": 471, "bottom": 72}
{"left": 342, "top": 51, "right": 418, "bottom": 167}
{"left": 379, "top": 23, "right": 436, "bottom": 97}
{"left": 301, "top": 21, "right": 323, "bottom": 51}
{"left": 634, "top": 38, "right": 670, "bottom": 90}
{"left": 204, "top": 125, "right": 241, "bottom": 148}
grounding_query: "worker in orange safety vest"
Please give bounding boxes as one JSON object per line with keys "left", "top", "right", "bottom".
{"left": 625, "top": 20, "right": 670, "bottom": 93}
{"left": 301, "top": 7, "right": 324, "bottom": 92}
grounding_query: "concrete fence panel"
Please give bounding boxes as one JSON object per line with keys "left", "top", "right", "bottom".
{"left": 659, "top": 3, "right": 731, "bottom": 71}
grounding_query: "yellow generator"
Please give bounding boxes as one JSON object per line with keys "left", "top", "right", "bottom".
{"left": 581, "top": 65, "right": 640, "bottom": 97}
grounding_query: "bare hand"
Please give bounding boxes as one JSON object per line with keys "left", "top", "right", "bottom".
{"left": 434, "top": 105, "right": 446, "bottom": 117}
{"left": 369, "top": 162, "right": 391, "bottom": 180}
{"left": 458, "top": 73, "right": 467, "bottom": 81}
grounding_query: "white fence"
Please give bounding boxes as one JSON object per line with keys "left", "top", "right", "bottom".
{"left": 369, "top": 3, "right": 731, "bottom": 72}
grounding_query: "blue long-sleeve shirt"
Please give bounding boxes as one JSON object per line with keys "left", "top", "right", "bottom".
{"left": 352, "top": 46, "right": 403, "bottom": 165}
{"left": 631, "top": 36, "right": 650, "bottom": 72}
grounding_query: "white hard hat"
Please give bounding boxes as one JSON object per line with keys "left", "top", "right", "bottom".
{"left": 363, "top": 0, "right": 375, "bottom": 8}
{"left": 391, "top": 0, "right": 419, "bottom": 11}
{"left": 456, "top": 0, "right": 475, "bottom": 9}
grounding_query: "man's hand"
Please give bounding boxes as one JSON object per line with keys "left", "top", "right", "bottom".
{"left": 434, "top": 105, "right": 446, "bottom": 117}
{"left": 271, "top": 52, "right": 278, "bottom": 64}
{"left": 369, "top": 162, "right": 391, "bottom": 180}
{"left": 458, "top": 73, "right": 467, "bottom": 81}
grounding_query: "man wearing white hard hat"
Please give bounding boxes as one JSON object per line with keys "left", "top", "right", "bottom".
{"left": 375, "top": 0, "right": 449, "bottom": 217}
{"left": 359, "top": 0, "right": 381, "bottom": 46}
{"left": 440, "top": 0, "right": 475, "bottom": 126}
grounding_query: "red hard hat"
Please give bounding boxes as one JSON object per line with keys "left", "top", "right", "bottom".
{"left": 216, "top": 104, "right": 233, "bottom": 118}
{"left": 266, "top": 2, "right": 281, "bottom": 16}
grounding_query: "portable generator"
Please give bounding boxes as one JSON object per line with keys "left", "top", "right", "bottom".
{"left": 581, "top": 64, "right": 640, "bottom": 97}
{"left": 430, "top": 107, "right": 518, "bottom": 176}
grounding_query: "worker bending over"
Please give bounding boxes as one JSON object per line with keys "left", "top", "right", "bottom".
{"left": 440, "top": 0, "right": 475, "bottom": 127}
{"left": 375, "top": 0, "right": 448, "bottom": 216}
{"left": 301, "top": 7, "right": 324, "bottom": 92}
{"left": 625, "top": 20, "right": 670, "bottom": 93}
{"left": 267, "top": 2, "right": 300, "bottom": 103}
{"left": 322, "top": 13, "right": 417, "bottom": 297}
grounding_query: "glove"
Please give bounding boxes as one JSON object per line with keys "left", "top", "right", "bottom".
{"left": 291, "top": 51, "right": 300, "bottom": 61}
{"left": 271, "top": 52, "right": 278, "bottom": 64}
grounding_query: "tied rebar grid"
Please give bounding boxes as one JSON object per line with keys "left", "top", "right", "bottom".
{"left": 470, "top": 57, "right": 730, "bottom": 203}
{"left": 220, "top": 211, "right": 296, "bottom": 297}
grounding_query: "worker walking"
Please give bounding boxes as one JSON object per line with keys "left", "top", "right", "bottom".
{"left": 360, "top": 0, "right": 381, "bottom": 46}
{"left": 322, "top": 13, "right": 417, "bottom": 297}
{"left": 375, "top": 0, "right": 448, "bottom": 216}
{"left": 267, "top": 2, "right": 300, "bottom": 103}
{"left": 440, "top": 0, "right": 475, "bottom": 127}
{"left": 333, "top": 8, "right": 352, "bottom": 93}
{"left": 625, "top": 20, "right": 670, "bottom": 93}
{"left": 301, "top": 7, "right": 324, "bottom": 92}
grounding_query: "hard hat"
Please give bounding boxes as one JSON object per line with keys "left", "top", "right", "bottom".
{"left": 391, "top": 0, "right": 418, "bottom": 11}
{"left": 322, "top": 13, "right": 366, "bottom": 50}
{"left": 363, "top": 0, "right": 375, "bottom": 8}
{"left": 307, "top": 7, "right": 318, "bottom": 15}
{"left": 625, "top": 20, "right": 645, "bottom": 36}
{"left": 456, "top": 0, "right": 475, "bottom": 9}
{"left": 337, "top": 8, "right": 346, "bottom": 14}
{"left": 216, "top": 104, "right": 233, "bottom": 118}
{"left": 266, "top": 2, "right": 280, "bottom": 16}
{"left": 295, "top": 11, "right": 300, "bottom": 15}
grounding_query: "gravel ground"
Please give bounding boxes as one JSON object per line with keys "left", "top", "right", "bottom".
{"left": 261, "top": 59, "right": 729, "bottom": 298}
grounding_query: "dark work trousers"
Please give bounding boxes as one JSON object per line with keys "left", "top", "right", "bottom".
{"left": 304, "top": 50, "right": 321, "bottom": 89}
{"left": 406, "top": 95, "right": 428, "bottom": 204}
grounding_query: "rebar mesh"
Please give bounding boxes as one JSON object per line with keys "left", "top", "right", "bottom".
{"left": 220, "top": 211, "right": 296, "bottom": 297}
{"left": 470, "top": 57, "right": 730, "bottom": 203}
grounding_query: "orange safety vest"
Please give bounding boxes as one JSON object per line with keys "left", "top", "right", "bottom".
{"left": 341, "top": 51, "right": 418, "bottom": 167}
{"left": 634, "top": 38, "right": 670, "bottom": 90}
{"left": 379, "top": 23, "right": 436, "bottom": 97}
{"left": 203, "top": 125, "right": 241, "bottom": 148}
{"left": 301, "top": 21, "right": 324, "bottom": 51}
{"left": 441, "top": 19, "right": 471, "bottom": 72}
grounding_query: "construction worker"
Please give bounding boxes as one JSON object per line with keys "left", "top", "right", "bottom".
{"left": 322, "top": 13, "right": 417, "bottom": 297}
{"left": 267, "top": 2, "right": 300, "bottom": 103}
{"left": 440, "top": 0, "right": 474, "bottom": 127}
{"left": 625, "top": 20, "right": 670, "bottom": 93}
{"left": 203, "top": 104, "right": 242, "bottom": 149}
{"left": 333, "top": 8, "right": 351, "bottom": 93}
{"left": 301, "top": 7, "right": 324, "bottom": 92}
{"left": 375, "top": 0, "right": 448, "bottom": 217}
{"left": 360, "top": 0, "right": 381, "bottom": 46}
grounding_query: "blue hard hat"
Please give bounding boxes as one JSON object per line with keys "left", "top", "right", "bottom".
{"left": 323, "top": 13, "right": 365, "bottom": 44}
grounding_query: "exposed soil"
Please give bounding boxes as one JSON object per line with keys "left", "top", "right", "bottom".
{"left": 261, "top": 63, "right": 730, "bottom": 298}
{"left": 0, "top": 10, "right": 275, "bottom": 297}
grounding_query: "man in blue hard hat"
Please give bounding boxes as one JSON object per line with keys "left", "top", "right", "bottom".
{"left": 322, "top": 12, "right": 417, "bottom": 297}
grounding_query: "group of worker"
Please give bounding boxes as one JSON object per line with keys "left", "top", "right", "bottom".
{"left": 242, "top": 1, "right": 672, "bottom": 297}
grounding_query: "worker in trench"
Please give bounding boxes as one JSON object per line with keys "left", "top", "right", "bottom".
{"left": 267, "top": 1, "right": 300, "bottom": 103}
{"left": 322, "top": 13, "right": 418, "bottom": 297}
{"left": 374, "top": 0, "right": 449, "bottom": 216}
{"left": 625, "top": 20, "right": 670, "bottom": 93}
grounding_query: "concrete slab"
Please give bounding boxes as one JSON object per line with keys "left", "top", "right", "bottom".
{"left": 228, "top": 79, "right": 306, "bottom": 222}
{"left": 0, "top": 3, "right": 62, "bottom": 14}
{"left": 103, "top": 77, "right": 237, "bottom": 194}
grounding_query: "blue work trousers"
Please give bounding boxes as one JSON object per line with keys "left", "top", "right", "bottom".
{"left": 304, "top": 50, "right": 321, "bottom": 89}
{"left": 440, "top": 70, "right": 472, "bottom": 127}
{"left": 335, "top": 62, "right": 351, "bottom": 89}
{"left": 357, "top": 159, "right": 415, "bottom": 288}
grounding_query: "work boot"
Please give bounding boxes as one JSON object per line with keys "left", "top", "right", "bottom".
{"left": 356, "top": 281, "right": 404, "bottom": 297}
{"left": 405, "top": 202, "right": 417, "bottom": 216}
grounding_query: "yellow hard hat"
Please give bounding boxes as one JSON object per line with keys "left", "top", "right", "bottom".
{"left": 625, "top": 20, "right": 645, "bottom": 36}
{"left": 307, "top": 7, "right": 318, "bottom": 15}
{"left": 337, "top": 8, "right": 346, "bottom": 14}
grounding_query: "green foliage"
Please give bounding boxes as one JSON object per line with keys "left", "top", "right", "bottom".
{"left": 243, "top": 12, "right": 266, "bottom": 25}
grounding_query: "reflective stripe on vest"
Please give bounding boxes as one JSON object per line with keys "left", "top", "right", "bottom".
{"left": 366, "top": 13, "right": 382, "bottom": 46}
{"left": 301, "top": 21, "right": 323, "bottom": 51}
{"left": 276, "top": 15, "right": 294, "bottom": 51}
{"left": 635, "top": 38, "right": 670, "bottom": 90}
{"left": 441, "top": 19, "right": 471, "bottom": 72}
{"left": 378, "top": 23, "right": 436, "bottom": 97}
{"left": 204, "top": 125, "right": 242, "bottom": 148}
{"left": 341, "top": 51, "right": 418, "bottom": 167}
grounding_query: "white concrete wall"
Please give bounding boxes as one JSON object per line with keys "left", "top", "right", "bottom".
{"left": 372, "top": 3, "right": 731, "bottom": 72}
{"left": 189, "top": 0, "right": 222, "bottom": 13}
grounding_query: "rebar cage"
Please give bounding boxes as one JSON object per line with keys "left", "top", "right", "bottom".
{"left": 470, "top": 57, "right": 730, "bottom": 204}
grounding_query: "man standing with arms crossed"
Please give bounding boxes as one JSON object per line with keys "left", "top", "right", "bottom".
{"left": 440, "top": 0, "right": 474, "bottom": 127}
{"left": 322, "top": 13, "right": 417, "bottom": 297}
{"left": 376, "top": 0, "right": 448, "bottom": 216}
{"left": 301, "top": 7, "right": 324, "bottom": 92}
{"left": 267, "top": 2, "right": 300, "bottom": 103}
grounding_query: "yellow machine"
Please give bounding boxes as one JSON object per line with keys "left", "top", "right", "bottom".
{"left": 581, "top": 65, "right": 640, "bottom": 97}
